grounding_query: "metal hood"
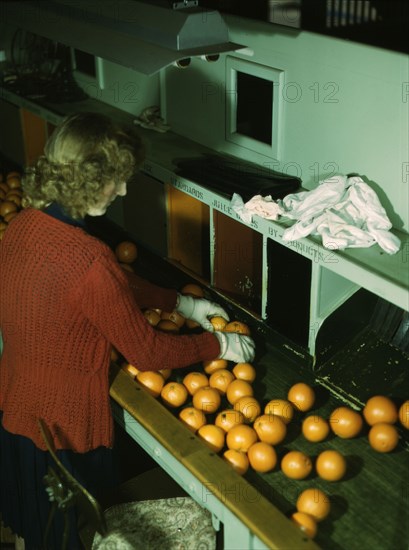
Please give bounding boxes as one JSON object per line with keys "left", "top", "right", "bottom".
{"left": 1, "top": 0, "right": 245, "bottom": 75}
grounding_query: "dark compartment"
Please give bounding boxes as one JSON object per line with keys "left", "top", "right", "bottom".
{"left": 266, "top": 238, "right": 311, "bottom": 348}
{"left": 213, "top": 211, "right": 263, "bottom": 314}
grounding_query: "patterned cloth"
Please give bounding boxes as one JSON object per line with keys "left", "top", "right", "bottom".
{"left": 93, "top": 497, "right": 216, "bottom": 549}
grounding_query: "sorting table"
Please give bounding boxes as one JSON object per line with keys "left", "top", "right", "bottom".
{"left": 109, "top": 344, "right": 408, "bottom": 550}
{"left": 109, "top": 366, "right": 319, "bottom": 550}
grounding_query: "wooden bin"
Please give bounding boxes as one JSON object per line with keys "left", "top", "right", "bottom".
{"left": 167, "top": 186, "right": 210, "bottom": 281}
{"left": 213, "top": 211, "right": 263, "bottom": 314}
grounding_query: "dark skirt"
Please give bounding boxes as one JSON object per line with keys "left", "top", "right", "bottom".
{"left": 0, "top": 413, "right": 120, "bottom": 550}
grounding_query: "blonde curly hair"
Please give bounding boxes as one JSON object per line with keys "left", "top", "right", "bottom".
{"left": 22, "top": 112, "right": 145, "bottom": 219}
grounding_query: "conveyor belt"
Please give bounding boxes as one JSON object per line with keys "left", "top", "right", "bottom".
{"left": 96, "top": 214, "right": 408, "bottom": 550}
{"left": 250, "top": 340, "right": 408, "bottom": 550}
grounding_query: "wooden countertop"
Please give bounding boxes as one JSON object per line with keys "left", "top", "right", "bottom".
{"left": 109, "top": 366, "right": 320, "bottom": 550}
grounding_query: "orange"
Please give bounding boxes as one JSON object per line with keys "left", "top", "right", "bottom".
{"left": 159, "top": 368, "right": 172, "bottom": 380}
{"left": 197, "top": 424, "right": 225, "bottom": 453}
{"left": 296, "top": 488, "right": 330, "bottom": 522}
{"left": 183, "top": 371, "right": 209, "bottom": 396}
{"left": 122, "top": 363, "right": 140, "bottom": 379}
{"left": 368, "top": 422, "right": 399, "bottom": 453}
{"left": 253, "top": 414, "right": 287, "bottom": 445}
{"left": 399, "top": 400, "right": 409, "bottom": 429}
{"left": 5, "top": 193, "right": 21, "bottom": 207}
{"left": 329, "top": 407, "right": 363, "bottom": 438}
{"left": 6, "top": 176, "right": 21, "bottom": 190}
{"left": 192, "top": 386, "right": 221, "bottom": 414}
{"left": 136, "top": 370, "right": 165, "bottom": 398}
{"left": 232, "top": 362, "right": 256, "bottom": 383}
{"left": 209, "top": 369, "right": 235, "bottom": 394}
{"left": 3, "top": 211, "right": 19, "bottom": 224}
{"left": 161, "top": 309, "right": 186, "bottom": 328}
{"left": 302, "top": 415, "right": 330, "bottom": 442}
{"left": 316, "top": 450, "right": 347, "bottom": 481}
{"left": 6, "top": 171, "right": 21, "bottom": 181}
{"left": 363, "top": 395, "right": 398, "bottom": 426}
{"left": 143, "top": 309, "right": 161, "bottom": 326}
{"left": 6, "top": 186, "right": 22, "bottom": 196}
{"left": 161, "top": 382, "right": 189, "bottom": 408}
{"left": 291, "top": 512, "right": 317, "bottom": 539}
{"left": 247, "top": 442, "right": 277, "bottom": 473}
{"left": 264, "top": 399, "right": 294, "bottom": 424}
{"left": 215, "top": 409, "right": 245, "bottom": 433}
{"left": 179, "top": 407, "right": 207, "bottom": 433}
{"left": 181, "top": 283, "right": 204, "bottom": 298}
{"left": 156, "top": 319, "right": 179, "bottom": 333}
{"left": 203, "top": 358, "right": 228, "bottom": 374}
{"left": 119, "top": 263, "right": 134, "bottom": 272}
{"left": 287, "top": 382, "right": 316, "bottom": 413}
{"left": 0, "top": 200, "right": 17, "bottom": 218}
{"left": 115, "top": 241, "right": 138, "bottom": 264}
{"left": 210, "top": 316, "right": 228, "bottom": 331}
{"left": 233, "top": 395, "right": 261, "bottom": 423}
{"left": 110, "top": 347, "right": 120, "bottom": 362}
{"left": 226, "top": 379, "right": 253, "bottom": 405}
{"left": 185, "top": 318, "right": 200, "bottom": 329}
{"left": 281, "top": 451, "right": 313, "bottom": 480}
{"left": 224, "top": 320, "right": 251, "bottom": 335}
{"left": 226, "top": 424, "right": 258, "bottom": 452}
{"left": 223, "top": 449, "right": 249, "bottom": 475}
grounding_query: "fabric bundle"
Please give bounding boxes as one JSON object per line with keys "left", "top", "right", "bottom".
{"left": 231, "top": 175, "right": 401, "bottom": 254}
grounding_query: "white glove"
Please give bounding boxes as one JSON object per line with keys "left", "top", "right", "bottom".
{"left": 176, "top": 293, "right": 229, "bottom": 332}
{"left": 214, "top": 331, "right": 255, "bottom": 363}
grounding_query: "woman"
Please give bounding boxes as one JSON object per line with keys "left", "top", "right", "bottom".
{"left": 0, "top": 112, "right": 255, "bottom": 549}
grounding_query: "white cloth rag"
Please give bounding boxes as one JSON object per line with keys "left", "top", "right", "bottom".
{"left": 230, "top": 175, "right": 400, "bottom": 254}
{"left": 279, "top": 175, "right": 401, "bottom": 254}
{"left": 231, "top": 193, "right": 283, "bottom": 224}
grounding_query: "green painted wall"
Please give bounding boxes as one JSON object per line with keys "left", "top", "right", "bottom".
{"left": 163, "top": 17, "right": 409, "bottom": 233}
{"left": 73, "top": 59, "right": 160, "bottom": 117}
{"left": 2, "top": 16, "right": 406, "bottom": 232}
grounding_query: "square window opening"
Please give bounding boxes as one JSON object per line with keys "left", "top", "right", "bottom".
{"left": 226, "top": 57, "right": 283, "bottom": 160}
{"left": 72, "top": 49, "right": 96, "bottom": 78}
{"left": 236, "top": 72, "right": 273, "bottom": 145}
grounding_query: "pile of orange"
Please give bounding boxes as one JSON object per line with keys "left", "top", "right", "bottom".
{"left": 118, "top": 281, "right": 408, "bottom": 542}
{"left": 363, "top": 395, "right": 405, "bottom": 453}
{"left": 0, "top": 171, "right": 24, "bottom": 240}
{"left": 140, "top": 282, "right": 254, "bottom": 337}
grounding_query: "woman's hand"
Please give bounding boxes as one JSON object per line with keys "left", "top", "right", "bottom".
{"left": 214, "top": 332, "right": 255, "bottom": 363}
{"left": 176, "top": 294, "right": 229, "bottom": 332}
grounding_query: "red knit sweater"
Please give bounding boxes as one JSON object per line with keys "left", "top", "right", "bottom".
{"left": 0, "top": 209, "right": 220, "bottom": 452}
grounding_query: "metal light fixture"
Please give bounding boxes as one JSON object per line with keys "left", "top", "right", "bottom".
{"left": 1, "top": 0, "right": 245, "bottom": 75}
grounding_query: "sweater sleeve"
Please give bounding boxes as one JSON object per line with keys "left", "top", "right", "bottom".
{"left": 76, "top": 254, "right": 220, "bottom": 371}
{"left": 122, "top": 270, "right": 178, "bottom": 311}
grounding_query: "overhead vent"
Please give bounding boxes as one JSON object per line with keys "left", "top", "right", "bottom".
{"left": 1, "top": 0, "right": 246, "bottom": 75}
